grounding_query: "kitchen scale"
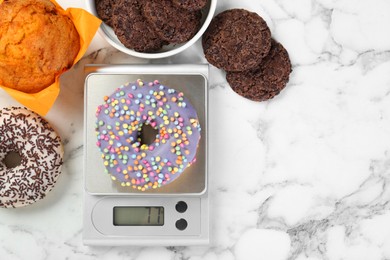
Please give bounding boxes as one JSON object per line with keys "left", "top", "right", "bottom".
{"left": 82, "top": 64, "right": 209, "bottom": 246}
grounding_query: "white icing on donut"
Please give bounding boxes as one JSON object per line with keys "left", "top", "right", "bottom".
{"left": 0, "top": 107, "right": 63, "bottom": 208}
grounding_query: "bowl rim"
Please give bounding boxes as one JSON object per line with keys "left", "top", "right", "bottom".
{"left": 85, "top": 0, "right": 217, "bottom": 59}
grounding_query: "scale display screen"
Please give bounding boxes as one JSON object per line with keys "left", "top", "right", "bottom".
{"left": 113, "top": 207, "right": 164, "bottom": 226}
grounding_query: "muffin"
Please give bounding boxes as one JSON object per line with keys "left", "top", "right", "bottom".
{"left": 0, "top": 0, "right": 80, "bottom": 93}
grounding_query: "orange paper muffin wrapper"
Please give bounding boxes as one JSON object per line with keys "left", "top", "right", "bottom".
{"left": 0, "top": 0, "right": 102, "bottom": 116}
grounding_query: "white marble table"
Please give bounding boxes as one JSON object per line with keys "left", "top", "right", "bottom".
{"left": 1, "top": 0, "right": 390, "bottom": 259}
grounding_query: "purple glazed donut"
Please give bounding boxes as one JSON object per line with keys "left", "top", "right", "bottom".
{"left": 95, "top": 79, "right": 201, "bottom": 191}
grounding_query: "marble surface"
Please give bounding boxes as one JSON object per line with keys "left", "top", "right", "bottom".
{"left": 1, "top": 0, "right": 390, "bottom": 259}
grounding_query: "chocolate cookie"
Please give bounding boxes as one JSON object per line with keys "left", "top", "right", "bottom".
{"left": 95, "top": 0, "right": 116, "bottom": 27}
{"left": 143, "top": 0, "right": 202, "bottom": 43}
{"left": 172, "top": 0, "right": 208, "bottom": 11}
{"left": 202, "top": 9, "right": 271, "bottom": 72}
{"left": 226, "top": 40, "right": 292, "bottom": 101}
{"left": 112, "top": 0, "right": 165, "bottom": 53}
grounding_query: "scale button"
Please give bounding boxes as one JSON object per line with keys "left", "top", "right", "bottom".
{"left": 175, "top": 201, "right": 188, "bottom": 213}
{"left": 175, "top": 219, "right": 188, "bottom": 231}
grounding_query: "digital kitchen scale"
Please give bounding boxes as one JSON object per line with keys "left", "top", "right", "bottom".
{"left": 82, "top": 64, "right": 209, "bottom": 246}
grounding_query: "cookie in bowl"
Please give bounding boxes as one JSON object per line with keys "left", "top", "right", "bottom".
{"left": 111, "top": 0, "right": 166, "bottom": 53}
{"left": 88, "top": 0, "right": 217, "bottom": 58}
{"left": 96, "top": 0, "right": 116, "bottom": 27}
{"left": 0, "top": 0, "right": 80, "bottom": 93}
{"left": 142, "top": 0, "right": 202, "bottom": 44}
{"left": 172, "top": 0, "right": 208, "bottom": 11}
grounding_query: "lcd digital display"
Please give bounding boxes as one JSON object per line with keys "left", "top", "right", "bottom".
{"left": 113, "top": 207, "right": 164, "bottom": 226}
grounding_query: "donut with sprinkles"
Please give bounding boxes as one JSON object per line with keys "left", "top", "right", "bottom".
{"left": 95, "top": 80, "right": 201, "bottom": 191}
{"left": 0, "top": 107, "right": 63, "bottom": 208}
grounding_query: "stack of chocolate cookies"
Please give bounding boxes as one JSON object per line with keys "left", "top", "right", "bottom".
{"left": 96, "top": 0, "right": 207, "bottom": 53}
{"left": 202, "top": 9, "right": 292, "bottom": 102}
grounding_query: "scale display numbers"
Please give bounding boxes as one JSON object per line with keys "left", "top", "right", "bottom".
{"left": 113, "top": 207, "right": 164, "bottom": 226}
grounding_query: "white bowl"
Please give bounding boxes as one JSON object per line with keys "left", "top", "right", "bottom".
{"left": 85, "top": 0, "right": 217, "bottom": 59}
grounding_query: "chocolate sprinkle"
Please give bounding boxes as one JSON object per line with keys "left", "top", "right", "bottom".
{"left": 0, "top": 107, "right": 64, "bottom": 208}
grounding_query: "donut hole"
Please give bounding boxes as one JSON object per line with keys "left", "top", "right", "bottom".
{"left": 3, "top": 151, "right": 22, "bottom": 169}
{"left": 139, "top": 124, "right": 159, "bottom": 146}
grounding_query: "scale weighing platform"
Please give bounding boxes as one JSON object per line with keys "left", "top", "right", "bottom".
{"left": 83, "top": 64, "right": 209, "bottom": 246}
